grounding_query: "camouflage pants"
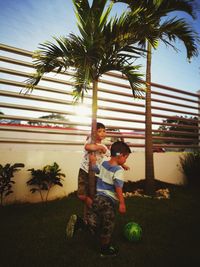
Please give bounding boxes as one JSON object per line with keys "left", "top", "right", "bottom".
{"left": 77, "top": 168, "right": 89, "bottom": 196}
{"left": 87, "top": 195, "right": 116, "bottom": 240}
{"left": 77, "top": 168, "right": 97, "bottom": 197}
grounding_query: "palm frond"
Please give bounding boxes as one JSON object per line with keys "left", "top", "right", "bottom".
{"left": 121, "top": 65, "right": 145, "bottom": 98}
{"left": 26, "top": 0, "right": 147, "bottom": 98}
{"left": 99, "top": 1, "right": 113, "bottom": 29}
{"left": 159, "top": 18, "right": 199, "bottom": 59}
{"left": 157, "top": 0, "right": 198, "bottom": 19}
{"left": 72, "top": 0, "right": 90, "bottom": 28}
{"left": 114, "top": 0, "right": 198, "bottom": 19}
{"left": 23, "top": 37, "right": 75, "bottom": 93}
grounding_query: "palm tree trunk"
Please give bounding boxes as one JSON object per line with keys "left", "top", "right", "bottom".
{"left": 0, "top": 193, "right": 3, "bottom": 206}
{"left": 45, "top": 185, "right": 52, "bottom": 202}
{"left": 145, "top": 41, "right": 156, "bottom": 196}
{"left": 88, "top": 79, "right": 98, "bottom": 199}
{"left": 39, "top": 189, "right": 44, "bottom": 202}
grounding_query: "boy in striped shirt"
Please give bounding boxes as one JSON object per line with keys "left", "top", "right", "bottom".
{"left": 66, "top": 141, "right": 131, "bottom": 257}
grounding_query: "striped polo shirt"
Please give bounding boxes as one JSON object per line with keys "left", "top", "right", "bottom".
{"left": 93, "top": 160, "right": 124, "bottom": 202}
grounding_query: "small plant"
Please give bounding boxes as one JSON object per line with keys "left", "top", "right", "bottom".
{"left": 0, "top": 163, "right": 25, "bottom": 206}
{"left": 27, "top": 162, "right": 65, "bottom": 202}
{"left": 180, "top": 152, "right": 200, "bottom": 186}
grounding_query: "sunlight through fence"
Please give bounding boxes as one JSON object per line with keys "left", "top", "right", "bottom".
{"left": 0, "top": 43, "right": 200, "bottom": 151}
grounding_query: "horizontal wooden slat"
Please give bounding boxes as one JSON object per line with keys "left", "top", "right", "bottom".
{"left": 1, "top": 43, "right": 200, "bottom": 150}
{"left": 1, "top": 66, "right": 199, "bottom": 105}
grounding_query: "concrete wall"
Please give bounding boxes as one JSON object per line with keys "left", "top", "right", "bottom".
{"left": 0, "top": 143, "right": 186, "bottom": 204}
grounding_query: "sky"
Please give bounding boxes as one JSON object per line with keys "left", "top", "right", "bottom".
{"left": 0, "top": 0, "right": 200, "bottom": 93}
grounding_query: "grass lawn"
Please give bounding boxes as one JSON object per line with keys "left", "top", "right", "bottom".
{"left": 0, "top": 183, "right": 200, "bottom": 267}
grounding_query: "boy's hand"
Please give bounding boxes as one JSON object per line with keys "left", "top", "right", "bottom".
{"left": 122, "top": 164, "right": 130, "bottom": 171}
{"left": 115, "top": 186, "right": 126, "bottom": 213}
{"left": 86, "top": 196, "right": 93, "bottom": 208}
{"left": 119, "top": 202, "right": 126, "bottom": 213}
{"left": 89, "top": 153, "right": 96, "bottom": 164}
{"left": 98, "top": 145, "right": 107, "bottom": 153}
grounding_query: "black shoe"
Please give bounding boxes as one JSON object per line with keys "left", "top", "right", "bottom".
{"left": 100, "top": 245, "right": 118, "bottom": 258}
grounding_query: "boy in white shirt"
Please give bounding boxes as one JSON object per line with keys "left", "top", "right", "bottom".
{"left": 77, "top": 122, "right": 110, "bottom": 220}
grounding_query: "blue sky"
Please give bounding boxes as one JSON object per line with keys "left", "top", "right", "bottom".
{"left": 0, "top": 0, "right": 200, "bottom": 93}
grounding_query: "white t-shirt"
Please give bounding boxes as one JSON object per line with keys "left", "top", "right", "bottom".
{"left": 80, "top": 137, "right": 110, "bottom": 173}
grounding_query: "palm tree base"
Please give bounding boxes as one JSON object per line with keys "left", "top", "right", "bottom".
{"left": 144, "top": 178, "right": 156, "bottom": 196}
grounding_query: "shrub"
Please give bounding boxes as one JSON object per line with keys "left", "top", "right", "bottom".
{"left": 179, "top": 152, "right": 200, "bottom": 186}
{"left": 0, "top": 163, "right": 25, "bottom": 206}
{"left": 27, "top": 162, "right": 65, "bottom": 202}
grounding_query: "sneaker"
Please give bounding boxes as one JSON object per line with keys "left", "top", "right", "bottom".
{"left": 100, "top": 245, "right": 118, "bottom": 258}
{"left": 66, "top": 214, "right": 78, "bottom": 238}
{"left": 66, "top": 214, "right": 85, "bottom": 238}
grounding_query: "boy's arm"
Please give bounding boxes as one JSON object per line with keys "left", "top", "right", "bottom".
{"left": 85, "top": 143, "right": 107, "bottom": 153}
{"left": 115, "top": 186, "right": 126, "bottom": 214}
{"left": 89, "top": 153, "right": 100, "bottom": 174}
{"left": 122, "top": 163, "right": 130, "bottom": 171}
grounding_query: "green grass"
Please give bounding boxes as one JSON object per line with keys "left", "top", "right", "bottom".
{"left": 0, "top": 185, "right": 200, "bottom": 267}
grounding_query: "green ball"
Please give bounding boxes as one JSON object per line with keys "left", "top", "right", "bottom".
{"left": 124, "top": 222, "right": 142, "bottom": 242}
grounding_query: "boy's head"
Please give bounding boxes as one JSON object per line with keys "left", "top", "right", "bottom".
{"left": 111, "top": 141, "right": 131, "bottom": 165}
{"left": 97, "top": 122, "right": 105, "bottom": 130}
{"left": 96, "top": 122, "right": 106, "bottom": 141}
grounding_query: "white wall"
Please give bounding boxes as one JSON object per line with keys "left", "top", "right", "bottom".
{"left": 0, "top": 144, "right": 186, "bottom": 204}
{"left": 124, "top": 152, "right": 186, "bottom": 185}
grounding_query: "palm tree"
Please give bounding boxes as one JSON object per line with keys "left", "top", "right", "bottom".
{"left": 113, "top": 0, "right": 199, "bottom": 195}
{"left": 25, "top": 0, "right": 146, "bottom": 197}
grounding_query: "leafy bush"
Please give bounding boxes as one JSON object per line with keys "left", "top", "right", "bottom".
{"left": 180, "top": 152, "right": 200, "bottom": 186}
{"left": 0, "top": 163, "right": 25, "bottom": 206}
{"left": 27, "top": 162, "right": 66, "bottom": 202}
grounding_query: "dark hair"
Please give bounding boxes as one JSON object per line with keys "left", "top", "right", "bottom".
{"left": 97, "top": 122, "right": 105, "bottom": 130}
{"left": 111, "top": 141, "right": 131, "bottom": 156}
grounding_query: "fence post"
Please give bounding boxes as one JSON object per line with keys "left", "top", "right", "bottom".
{"left": 198, "top": 90, "right": 200, "bottom": 149}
